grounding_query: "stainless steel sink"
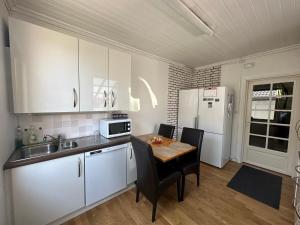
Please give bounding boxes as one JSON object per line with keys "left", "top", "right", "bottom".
{"left": 20, "top": 143, "right": 59, "bottom": 160}
{"left": 60, "top": 140, "right": 78, "bottom": 150}
{"left": 10, "top": 139, "right": 79, "bottom": 162}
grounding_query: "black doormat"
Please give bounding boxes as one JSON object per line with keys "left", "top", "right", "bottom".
{"left": 227, "top": 165, "right": 282, "bottom": 209}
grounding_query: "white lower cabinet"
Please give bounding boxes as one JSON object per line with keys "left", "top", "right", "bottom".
{"left": 11, "top": 154, "right": 85, "bottom": 225}
{"left": 127, "top": 143, "right": 137, "bottom": 184}
{"left": 11, "top": 143, "right": 135, "bottom": 225}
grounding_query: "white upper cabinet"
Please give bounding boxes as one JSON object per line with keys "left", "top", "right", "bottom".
{"left": 108, "top": 49, "right": 131, "bottom": 111}
{"left": 9, "top": 18, "right": 132, "bottom": 113}
{"left": 9, "top": 17, "right": 79, "bottom": 113}
{"left": 79, "top": 39, "right": 109, "bottom": 112}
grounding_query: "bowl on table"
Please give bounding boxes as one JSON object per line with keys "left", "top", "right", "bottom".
{"left": 150, "top": 136, "right": 163, "bottom": 144}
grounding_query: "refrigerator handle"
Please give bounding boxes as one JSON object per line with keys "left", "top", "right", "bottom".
{"left": 194, "top": 116, "right": 198, "bottom": 129}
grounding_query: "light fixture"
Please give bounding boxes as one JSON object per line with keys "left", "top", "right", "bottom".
{"left": 174, "top": 0, "right": 213, "bottom": 36}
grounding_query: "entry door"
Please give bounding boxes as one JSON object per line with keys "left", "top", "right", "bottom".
{"left": 244, "top": 77, "right": 299, "bottom": 174}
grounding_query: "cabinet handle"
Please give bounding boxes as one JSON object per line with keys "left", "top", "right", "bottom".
{"left": 104, "top": 90, "right": 107, "bottom": 108}
{"left": 78, "top": 158, "right": 82, "bottom": 177}
{"left": 112, "top": 90, "right": 116, "bottom": 108}
{"left": 194, "top": 117, "right": 198, "bottom": 129}
{"left": 73, "top": 88, "right": 78, "bottom": 108}
{"left": 130, "top": 147, "right": 133, "bottom": 159}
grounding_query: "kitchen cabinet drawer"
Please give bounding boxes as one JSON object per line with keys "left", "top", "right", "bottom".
{"left": 11, "top": 154, "right": 85, "bottom": 225}
{"left": 9, "top": 17, "right": 79, "bottom": 113}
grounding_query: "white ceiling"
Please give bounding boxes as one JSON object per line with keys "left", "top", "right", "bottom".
{"left": 5, "top": 0, "right": 300, "bottom": 67}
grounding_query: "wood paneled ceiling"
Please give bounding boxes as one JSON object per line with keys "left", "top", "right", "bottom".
{"left": 5, "top": 0, "right": 300, "bottom": 67}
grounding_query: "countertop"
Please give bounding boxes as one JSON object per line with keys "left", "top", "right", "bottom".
{"left": 3, "top": 135, "right": 131, "bottom": 170}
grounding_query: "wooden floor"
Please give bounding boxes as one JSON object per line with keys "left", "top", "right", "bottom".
{"left": 63, "top": 162, "right": 294, "bottom": 225}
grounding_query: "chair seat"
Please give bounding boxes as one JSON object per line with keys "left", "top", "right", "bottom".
{"left": 178, "top": 160, "right": 198, "bottom": 175}
{"left": 176, "top": 154, "right": 199, "bottom": 175}
{"left": 157, "top": 163, "right": 181, "bottom": 192}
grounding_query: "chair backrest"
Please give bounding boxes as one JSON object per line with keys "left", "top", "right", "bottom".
{"left": 131, "top": 135, "right": 159, "bottom": 202}
{"left": 158, "top": 124, "right": 175, "bottom": 139}
{"left": 180, "top": 127, "right": 204, "bottom": 163}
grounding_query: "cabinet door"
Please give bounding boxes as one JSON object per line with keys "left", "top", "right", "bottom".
{"left": 85, "top": 145, "right": 127, "bottom": 205}
{"left": 108, "top": 49, "right": 131, "bottom": 111}
{"left": 127, "top": 143, "right": 137, "bottom": 184}
{"left": 79, "top": 40, "right": 109, "bottom": 111}
{"left": 9, "top": 17, "right": 79, "bottom": 113}
{"left": 12, "top": 154, "right": 85, "bottom": 225}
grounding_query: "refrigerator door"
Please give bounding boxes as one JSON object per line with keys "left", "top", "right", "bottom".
{"left": 198, "top": 87, "right": 226, "bottom": 134}
{"left": 178, "top": 89, "right": 199, "bottom": 129}
{"left": 201, "top": 132, "right": 223, "bottom": 168}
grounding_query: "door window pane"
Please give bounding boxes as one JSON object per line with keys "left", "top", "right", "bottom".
{"left": 268, "top": 125, "right": 290, "bottom": 139}
{"left": 250, "top": 123, "right": 267, "bottom": 135}
{"left": 251, "top": 110, "right": 268, "bottom": 122}
{"left": 272, "top": 82, "right": 293, "bottom": 96}
{"left": 251, "top": 100, "right": 270, "bottom": 110}
{"left": 268, "top": 138, "right": 288, "bottom": 152}
{"left": 249, "top": 135, "right": 266, "bottom": 148}
{"left": 270, "top": 111, "right": 291, "bottom": 124}
{"left": 252, "top": 84, "right": 271, "bottom": 97}
{"left": 274, "top": 97, "right": 293, "bottom": 110}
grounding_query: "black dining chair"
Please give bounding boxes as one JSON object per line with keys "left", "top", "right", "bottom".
{"left": 177, "top": 127, "right": 204, "bottom": 201}
{"left": 131, "top": 135, "right": 181, "bottom": 222}
{"left": 158, "top": 124, "right": 175, "bottom": 139}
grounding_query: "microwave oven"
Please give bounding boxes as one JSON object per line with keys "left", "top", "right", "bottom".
{"left": 99, "top": 118, "right": 131, "bottom": 138}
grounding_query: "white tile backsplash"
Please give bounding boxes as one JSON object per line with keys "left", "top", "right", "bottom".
{"left": 17, "top": 113, "right": 108, "bottom": 139}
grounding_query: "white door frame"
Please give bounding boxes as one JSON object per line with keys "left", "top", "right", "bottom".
{"left": 238, "top": 72, "right": 300, "bottom": 176}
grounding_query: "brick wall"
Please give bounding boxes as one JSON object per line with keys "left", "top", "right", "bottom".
{"left": 167, "top": 64, "right": 221, "bottom": 137}
{"left": 191, "top": 65, "right": 221, "bottom": 88}
{"left": 167, "top": 64, "right": 194, "bottom": 137}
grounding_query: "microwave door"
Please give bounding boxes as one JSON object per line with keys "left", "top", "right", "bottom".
{"left": 109, "top": 122, "right": 129, "bottom": 136}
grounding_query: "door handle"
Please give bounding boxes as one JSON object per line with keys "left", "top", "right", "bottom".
{"left": 194, "top": 117, "right": 198, "bottom": 129}
{"left": 130, "top": 147, "right": 133, "bottom": 159}
{"left": 78, "top": 158, "right": 82, "bottom": 177}
{"left": 73, "top": 88, "right": 78, "bottom": 108}
{"left": 296, "top": 120, "right": 300, "bottom": 140}
{"left": 90, "top": 150, "right": 102, "bottom": 156}
{"left": 104, "top": 90, "right": 107, "bottom": 108}
{"left": 111, "top": 90, "right": 115, "bottom": 108}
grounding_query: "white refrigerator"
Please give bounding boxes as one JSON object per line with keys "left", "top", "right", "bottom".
{"left": 178, "top": 87, "right": 233, "bottom": 168}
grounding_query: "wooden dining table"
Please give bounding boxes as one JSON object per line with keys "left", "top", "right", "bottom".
{"left": 137, "top": 134, "right": 196, "bottom": 163}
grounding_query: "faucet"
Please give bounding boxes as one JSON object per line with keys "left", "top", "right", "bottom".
{"left": 43, "top": 134, "right": 63, "bottom": 145}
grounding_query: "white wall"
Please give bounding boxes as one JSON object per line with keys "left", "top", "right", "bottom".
{"left": 221, "top": 63, "right": 242, "bottom": 162}
{"left": 0, "top": 1, "right": 17, "bottom": 224}
{"left": 129, "top": 54, "right": 168, "bottom": 135}
{"left": 221, "top": 46, "right": 300, "bottom": 173}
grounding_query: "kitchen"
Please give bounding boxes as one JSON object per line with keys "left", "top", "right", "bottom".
{"left": 0, "top": 1, "right": 300, "bottom": 225}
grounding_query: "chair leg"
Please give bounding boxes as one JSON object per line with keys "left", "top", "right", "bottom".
{"left": 176, "top": 178, "right": 181, "bottom": 202}
{"left": 136, "top": 187, "right": 140, "bottom": 203}
{"left": 181, "top": 175, "right": 185, "bottom": 201}
{"left": 152, "top": 201, "right": 157, "bottom": 222}
{"left": 196, "top": 172, "right": 200, "bottom": 187}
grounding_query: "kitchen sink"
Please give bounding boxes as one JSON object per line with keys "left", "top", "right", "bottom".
{"left": 60, "top": 140, "right": 78, "bottom": 150}
{"left": 20, "top": 143, "right": 59, "bottom": 160}
{"left": 10, "top": 139, "right": 79, "bottom": 161}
